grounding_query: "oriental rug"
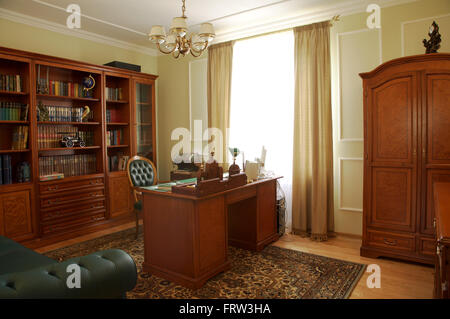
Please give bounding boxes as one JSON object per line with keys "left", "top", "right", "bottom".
{"left": 44, "top": 227, "right": 365, "bottom": 299}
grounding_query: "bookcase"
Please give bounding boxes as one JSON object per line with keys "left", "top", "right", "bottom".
{"left": 0, "top": 47, "right": 157, "bottom": 246}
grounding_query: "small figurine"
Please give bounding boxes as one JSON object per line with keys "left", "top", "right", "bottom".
{"left": 423, "top": 21, "right": 441, "bottom": 54}
{"left": 60, "top": 132, "right": 86, "bottom": 148}
{"left": 81, "top": 105, "right": 90, "bottom": 122}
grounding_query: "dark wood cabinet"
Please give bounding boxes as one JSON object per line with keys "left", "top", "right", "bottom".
{"left": 360, "top": 54, "right": 450, "bottom": 264}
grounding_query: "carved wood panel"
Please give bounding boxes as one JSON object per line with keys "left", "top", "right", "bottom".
{"left": 371, "top": 76, "right": 415, "bottom": 163}
{"left": 370, "top": 167, "right": 415, "bottom": 231}
{"left": 109, "top": 175, "right": 131, "bottom": 218}
{"left": 426, "top": 73, "right": 450, "bottom": 163}
{"left": 0, "top": 190, "right": 33, "bottom": 239}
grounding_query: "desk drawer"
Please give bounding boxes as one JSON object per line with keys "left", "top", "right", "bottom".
{"left": 41, "top": 211, "right": 105, "bottom": 236}
{"left": 39, "top": 177, "right": 104, "bottom": 194}
{"left": 226, "top": 185, "right": 256, "bottom": 204}
{"left": 40, "top": 187, "right": 105, "bottom": 208}
{"left": 367, "top": 229, "right": 415, "bottom": 252}
{"left": 40, "top": 199, "right": 105, "bottom": 222}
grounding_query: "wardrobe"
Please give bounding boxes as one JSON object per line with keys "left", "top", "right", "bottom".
{"left": 360, "top": 53, "right": 450, "bottom": 264}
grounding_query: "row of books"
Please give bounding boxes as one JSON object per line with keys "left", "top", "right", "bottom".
{"left": 37, "top": 104, "right": 94, "bottom": 122}
{"left": 38, "top": 126, "right": 94, "bottom": 149}
{"left": 108, "top": 153, "right": 129, "bottom": 172}
{"left": 12, "top": 126, "right": 29, "bottom": 150}
{"left": 0, "top": 155, "right": 12, "bottom": 184}
{"left": 0, "top": 102, "right": 29, "bottom": 121}
{"left": 37, "top": 79, "right": 93, "bottom": 98}
{"left": 39, "top": 154, "right": 97, "bottom": 178}
{"left": 0, "top": 74, "right": 22, "bottom": 92}
{"left": 105, "top": 87, "right": 124, "bottom": 101}
{"left": 105, "top": 109, "right": 122, "bottom": 123}
{"left": 106, "top": 129, "right": 124, "bottom": 146}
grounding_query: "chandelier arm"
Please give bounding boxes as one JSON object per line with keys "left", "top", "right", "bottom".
{"left": 156, "top": 42, "right": 178, "bottom": 55}
{"left": 190, "top": 40, "right": 209, "bottom": 57}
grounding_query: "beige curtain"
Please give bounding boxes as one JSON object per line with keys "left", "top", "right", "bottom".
{"left": 291, "top": 21, "right": 334, "bottom": 241}
{"left": 207, "top": 41, "right": 233, "bottom": 167}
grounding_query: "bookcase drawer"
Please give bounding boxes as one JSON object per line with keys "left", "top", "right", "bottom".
{"left": 40, "top": 199, "right": 106, "bottom": 222}
{"left": 40, "top": 187, "right": 105, "bottom": 208}
{"left": 39, "top": 177, "right": 104, "bottom": 194}
{"left": 41, "top": 212, "right": 106, "bottom": 236}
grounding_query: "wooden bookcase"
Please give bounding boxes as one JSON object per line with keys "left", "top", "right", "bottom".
{"left": 0, "top": 47, "right": 157, "bottom": 247}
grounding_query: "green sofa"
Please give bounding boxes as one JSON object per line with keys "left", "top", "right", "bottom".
{"left": 0, "top": 236, "right": 137, "bottom": 298}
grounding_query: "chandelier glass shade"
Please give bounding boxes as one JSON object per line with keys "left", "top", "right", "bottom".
{"left": 149, "top": 0, "right": 215, "bottom": 58}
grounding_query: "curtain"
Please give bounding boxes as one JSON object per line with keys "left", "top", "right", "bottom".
{"left": 207, "top": 41, "right": 234, "bottom": 167}
{"left": 291, "top": 21, "right": 334, "bottom": 241}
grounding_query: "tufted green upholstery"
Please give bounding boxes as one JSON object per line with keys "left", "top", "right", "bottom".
{"left": 0, "top": 236, "right": 137, "bottom": 298}
{"left": 129, "top": 160, "right": 155, "bottom": 187}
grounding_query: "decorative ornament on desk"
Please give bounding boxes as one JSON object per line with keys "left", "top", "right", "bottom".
{"left": 423, "top": 21, "right": 441, "bottom": 54}
{"left": 228, "top": 147, "right": 241, "bottom": 175}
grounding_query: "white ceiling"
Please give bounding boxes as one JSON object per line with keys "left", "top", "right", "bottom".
{"left": 0, "top": 0, "right": 413, "bottom": 54}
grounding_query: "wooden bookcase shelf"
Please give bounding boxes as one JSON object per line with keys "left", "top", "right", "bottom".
{"left": 38, "top": 121, "right": 100, "bottom": 126}
{"left": 0, "top": 121, "right": 30, "bottom": 125}
{"left": 107, "top": 122, "right": 128, "bottom": 126}
{"left": 0, "top": 91, "right": 29, "bottom": 96}
{"left": 106, "top": 100, "right": 129, "bottom": 104}
{"left": 0, "top": 46, "right": 157, "bottom": 246}
{"left": 0, "top": 149, "right": 30, "bottom": 153}
{"left": 36, "top": 94, "right": 100, "bottom": 102}
{"left": 38, "top": 146, "right": 101, "bottom": 152}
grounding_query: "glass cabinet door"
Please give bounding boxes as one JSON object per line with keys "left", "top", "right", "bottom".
{"left": 135, "top": 82, "right": 153, "bottom": 160}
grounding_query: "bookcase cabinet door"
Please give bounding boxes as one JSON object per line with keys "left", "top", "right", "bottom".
{"left": 109, "top": 175, "right": 131, "bottom": 218}
{"left": 0, "top": 190, "right": 34, "bottom": 240}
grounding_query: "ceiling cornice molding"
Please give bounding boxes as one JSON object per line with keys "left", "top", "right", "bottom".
{"left": 0, "top": 7, "right": 159, "bottom": 57}
{"left": 213, "top": 0, "right": 418, "bottom": 43}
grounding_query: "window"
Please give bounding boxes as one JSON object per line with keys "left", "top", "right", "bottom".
{"left": 229, "top": 30, "right": 294, "bottom": 231}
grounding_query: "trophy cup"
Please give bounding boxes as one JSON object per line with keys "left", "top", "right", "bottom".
{"left": 228, "top": 147, "right": 241, "bottom": 175}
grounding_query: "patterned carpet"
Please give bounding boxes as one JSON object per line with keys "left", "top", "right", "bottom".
{"left": 44, "top": 227, "right": 366, "bottom": 299}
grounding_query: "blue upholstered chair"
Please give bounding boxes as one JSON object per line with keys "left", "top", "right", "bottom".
{"left": 126, "top": 156, "right": 157, "bottom": 238}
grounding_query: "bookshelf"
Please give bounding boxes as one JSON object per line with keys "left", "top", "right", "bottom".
{"left": 0, "top": 46, "right": 157, "bottom": 245}
{"left": 0, "top": 55, "right": 32, "bottom": 190}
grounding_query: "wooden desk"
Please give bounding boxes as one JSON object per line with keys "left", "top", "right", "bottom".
{"left": 434, "top": 183, "right": 450, "bottom": 299}
{"left": 140, "top": 177, "right": 280, "bottom": 289}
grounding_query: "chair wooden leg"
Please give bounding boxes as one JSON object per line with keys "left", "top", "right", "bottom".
{"left": 135, "top": 209, "right": 139, "bottom": 239}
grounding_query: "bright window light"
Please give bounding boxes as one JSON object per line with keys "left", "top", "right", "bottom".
{"left": 229, "top": 30, "right": 294, "bottom": 231}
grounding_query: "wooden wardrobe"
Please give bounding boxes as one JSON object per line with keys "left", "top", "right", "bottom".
{"left": 360, "top": 53, "right": 450, "bottom": 264}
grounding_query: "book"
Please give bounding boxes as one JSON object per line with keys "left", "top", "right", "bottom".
{"left": 2, "top": 155, "right": 12, "bottom": 184}
{"left": 40, "top": 173, "right": 64, "bottom": 182}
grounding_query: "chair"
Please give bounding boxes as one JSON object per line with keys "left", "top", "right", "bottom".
{"left": 126, "top": 156, "right": 157, "bottom": 238}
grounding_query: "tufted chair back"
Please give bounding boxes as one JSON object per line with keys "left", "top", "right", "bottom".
{"left": 127, "top": 157, "right": 157, "bottom": 187}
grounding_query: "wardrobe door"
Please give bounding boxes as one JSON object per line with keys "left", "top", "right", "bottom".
{"left": 366, "top": 73, "right": 418, "bottom": 233}
{"left": 421, "top": 72, "right": 450, "bottom": 235}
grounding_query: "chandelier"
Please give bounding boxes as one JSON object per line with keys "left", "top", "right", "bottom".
{"left": 149, "top": 0, "right": 215, "bottom": 58}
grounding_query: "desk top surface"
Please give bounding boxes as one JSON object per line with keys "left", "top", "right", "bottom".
{"left": 139, "top": 176, "right": 282, "bottom": 200}
{"left": 435, "top": 182, "right": 450, "bottom": 244}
